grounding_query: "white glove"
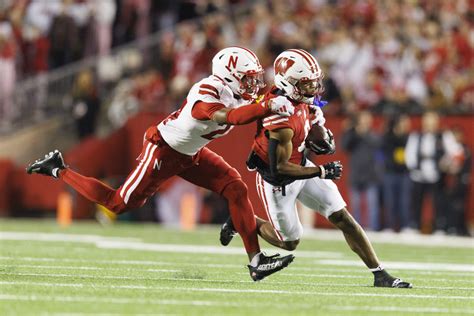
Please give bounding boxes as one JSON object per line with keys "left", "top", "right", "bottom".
{"left": 266, "top": 96, "right": 294, "bottom": 117}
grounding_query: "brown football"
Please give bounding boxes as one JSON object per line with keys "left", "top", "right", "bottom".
{"left": 305, "top": 125, "right": 328, "bottom": 147}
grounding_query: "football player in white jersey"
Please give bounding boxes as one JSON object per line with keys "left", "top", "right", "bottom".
{"left": 220, "top": 49, "right": 412, "bottom": 288}
{"left": 27, "top": 47, "right": 295, "bottom": 281}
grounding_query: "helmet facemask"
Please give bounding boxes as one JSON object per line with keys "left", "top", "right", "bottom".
{"left": 288, "top": 75, "right": 325, "bottom": 104}
{"left": 238, "top": 70, "right": 265, "bottom": 100}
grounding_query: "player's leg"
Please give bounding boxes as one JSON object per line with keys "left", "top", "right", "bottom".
{"left": 297, "top": 163, "right": 411, "bottom": 288}
{"left": 255, "top": 172, "right": 303, "bottom": 251}
{"left": 255, "top": 215, "right": 299, "bottom": 251}
{"left": 178, "top": 148, "right": 294, "bottom": 281}
{"left": 178, "top": 148, "right": 260, "bottom": 257}
{"left": 28, "top": 127, "right": 192, "bottom": 214}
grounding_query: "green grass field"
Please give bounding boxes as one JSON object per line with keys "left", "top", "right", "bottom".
{"left": 0, "top": 219, "right": 473, "bottom": 316}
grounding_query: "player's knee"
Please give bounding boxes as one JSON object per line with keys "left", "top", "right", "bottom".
{"left": 105, "top": 192, "right": 131, "bottom": 214}
{"left": 329, "top": 208, "right": 358, "bottom": 232}
{"left": 222, "top": 180, "right": 248, "bottom": 201}
{"left": 283, "top": 239, "right": 300, "bottom": 251}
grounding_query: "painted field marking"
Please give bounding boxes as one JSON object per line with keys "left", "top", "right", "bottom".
{"left": 0, "top": 232, "right": 139, "bottom": 243}
{"left": 1, "top": 281, "right": 472, "bottom": 300}
{"left": 0, "top": 293, "right": 294, "bottom": 308}
{"left": 0, "top": 272, "right": 183, "bottom": 281}
{"left": 1, "top": 271, "right": 472, "bottom": 291}
{"left": 1, "top": 256, "right": 473, "bottom": 278}
{"left": 328, "top": 305, "right": 474, "bottom": 314}
{"left": 317, "top": 259, "right": 474, "bottom": 273}
{"left": 0, "top": 232, "right": 343, "bottom": 259}
{"left": 0, "top": 264, "right": 179, "bottom": 273}
{"left": 303, "top": 228, "right": 474, "bottom": 248}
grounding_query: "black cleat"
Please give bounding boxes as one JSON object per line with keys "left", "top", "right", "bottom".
{"left": 374, "top": 270, "right": 412, "bottom": 288}
{"left": 248, "top": 253, "right": 295, "bottom": 282}
{"left": 26, "top": 150, "right": 66, "bottom": 178}
{"left": 220, "top": 217, "right": 236, "bottom": 246}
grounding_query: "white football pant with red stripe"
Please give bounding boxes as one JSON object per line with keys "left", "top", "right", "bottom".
{"left": 255, "top": 160, "right": 346, "bottom": 241}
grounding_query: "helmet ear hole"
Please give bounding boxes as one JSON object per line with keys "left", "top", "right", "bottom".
{"left": 224, "top": 78, "right": 233, "bottom": 83}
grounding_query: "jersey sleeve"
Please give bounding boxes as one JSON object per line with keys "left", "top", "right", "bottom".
{"left": 191, "top": 101, "right": 225, "bottom": 120}
{"left": 261, "top": 114, "right": 291, "bottom": 131}
{"left": 195, "top": 79, "right": 224, "bottom": 104}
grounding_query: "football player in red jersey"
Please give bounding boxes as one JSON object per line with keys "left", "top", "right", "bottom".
{"left": 220, "top": 49, "right": 412, "bottom": 288}
{"left": 26, "top": 47, "right": 295, "bottom": 281}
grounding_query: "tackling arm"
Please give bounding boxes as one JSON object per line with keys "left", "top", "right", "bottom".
{"left": 212, "top": 102, "right": 269, "bottom": 125}
{"left": 212, "top": 96, "right": 294, "bottom": 125}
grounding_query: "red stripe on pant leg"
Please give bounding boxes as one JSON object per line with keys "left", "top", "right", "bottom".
{"left": 257, "top": 173, "right": 284, "bottom": 241}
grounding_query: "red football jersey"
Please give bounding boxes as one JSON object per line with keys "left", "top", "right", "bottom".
{"left": 252, "top": 89, "right": 313, "bottom": 165}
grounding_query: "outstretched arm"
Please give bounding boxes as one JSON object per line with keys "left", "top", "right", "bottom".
{"left": 212, "top": 96, "right": 294, "bottom": 125}
{"left": 212, "top": 102, "right": 269, "bottom": 125}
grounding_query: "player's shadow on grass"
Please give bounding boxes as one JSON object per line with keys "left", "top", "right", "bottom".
{"left": 172, "top": 269, "right": 207, "bottom": 280}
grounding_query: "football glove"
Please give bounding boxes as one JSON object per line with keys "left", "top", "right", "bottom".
{"left": 308, "top": 128, "right": 336, "bottom": 155}
{"left": 319, "top": 161, "right": 343, "bottom": 180}
{"left": 266, "top": 96, "right": 294, "bottom": 117}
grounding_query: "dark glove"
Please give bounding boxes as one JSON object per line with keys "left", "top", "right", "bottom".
{"left": 319, "top": 161, "right": 343, "bottom": 179}
{"left": 309, "top": 129, "right": 336, "bottom": 155}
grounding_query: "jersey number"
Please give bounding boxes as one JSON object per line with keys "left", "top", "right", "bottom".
{"left": 201, "top": 124, "right": 232, "bottom": 140}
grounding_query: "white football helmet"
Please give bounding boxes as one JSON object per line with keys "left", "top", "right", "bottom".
{"left": 212, "top": 46, "right": 265, "bottom": 100}
{"left": 274, "top": 49, "right": 324, "bottom": 104}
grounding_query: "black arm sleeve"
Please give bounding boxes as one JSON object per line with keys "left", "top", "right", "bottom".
{"left": 268, "top": 137, "right": 279, "bottom": 177}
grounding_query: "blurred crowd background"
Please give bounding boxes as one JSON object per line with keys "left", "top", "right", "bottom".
{"left": 0, "top": 0, "right": 472, "bottom": 236}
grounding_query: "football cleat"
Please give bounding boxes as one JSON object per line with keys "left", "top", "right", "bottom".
{"left": 248, "top": 253, "right": 295, "bottom": 282}
{"left": 374, "top": 271, "right": 412, "bottom": 288}
{"left": 26, "top": 150, "right": 66, "bottom": 179}
{"left": 219, "top": 217, "right": 236, "bottom": 246}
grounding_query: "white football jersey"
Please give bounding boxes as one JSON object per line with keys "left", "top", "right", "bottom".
{"left": 158, "top": 75, "right": 247, "bottom": 155}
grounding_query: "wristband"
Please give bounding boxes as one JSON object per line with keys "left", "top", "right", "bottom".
{"left": 319, "top": 165, "right": 326, "bottom": 179}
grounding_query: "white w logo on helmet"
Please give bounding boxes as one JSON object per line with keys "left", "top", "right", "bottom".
{"left": 274, "top": 49, "right": 324, "bottom": 104}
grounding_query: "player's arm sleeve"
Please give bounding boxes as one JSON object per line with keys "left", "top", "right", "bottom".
{"left": 211, "top": 102, "right": 270, "bottom": 125}
{"left": 191, "top": 101, "right": 226, "bottom": 120}
{"left": 269, "top": 129, "right": 321, "bottom": 179}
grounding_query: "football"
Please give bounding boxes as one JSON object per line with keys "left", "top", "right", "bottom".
{"left": 306, "top": 124, "right": 329, "bottom": 145}
{"left": 305, "top": 125, "right": 335, "bottom": 154}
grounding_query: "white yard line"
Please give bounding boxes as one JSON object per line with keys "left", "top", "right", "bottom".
{"left": 95, "top": 240, "right": 342, "bottom": 258}
{"left": 316, "top": 259, "right": 474, "bottom": 273}
{"left": 0, "top": 272, "right": 181, "bottom": 281}
{"left": 303, "top": 228, "right": 474, "bottom": 248}
{"left": 1, "top": 281, "right": 472, "bottom": 300}
{"left": 328, "top": 305, "right": 474, "bottom": 314}
{"left": 0, "top": 232, "right": 343, "bottom": 259}
{"left": 0, "top": 232, "right": 139, "bottom": 243}
{"left": 1, "top": 256, "right": 473, "bottom": 278}
{"left": 0, "top": 294, "right": 267, "bottom": 307}
{"left": 1, "top": 271, "right": 472, "bottom": 291}
{"left": 0, "top": 264, "right": 179, "bottom": 273}
{"left": 2, "top": 229, "right": 473, "bottom": 249}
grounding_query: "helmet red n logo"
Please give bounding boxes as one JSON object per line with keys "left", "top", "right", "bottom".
{"left": 228, "top": 55, "right": 239, "bottom": 69}
{"left": 275, "top": 57, "right": 295, "bottom": 75}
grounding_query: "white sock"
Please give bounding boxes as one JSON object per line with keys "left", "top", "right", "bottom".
{"left": 370, "top": 265, "right": 385, "bottom": 273}
{"left": 52, "top": 168, "right": 59, "bottom": 178}
{"left": 249, "top": 252, "right": 262, "bottom": 267}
